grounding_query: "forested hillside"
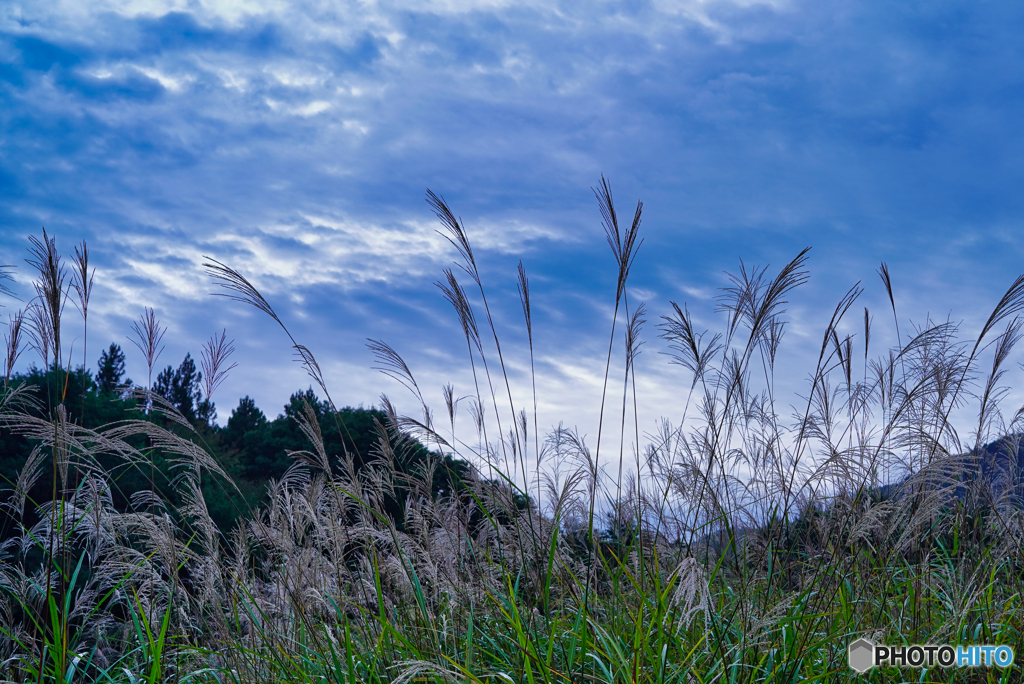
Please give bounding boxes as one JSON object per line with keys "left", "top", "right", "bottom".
{"left": 0, "top": 343, "right": 472, "bottom": 536}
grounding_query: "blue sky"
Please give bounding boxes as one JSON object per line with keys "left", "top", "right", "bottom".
{"left": 2, "top": 0, "right": 1024, "bottom": 465}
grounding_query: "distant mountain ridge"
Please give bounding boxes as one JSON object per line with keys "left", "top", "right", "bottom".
{"left": 875, "top": 434, "right": 1024, "bottom": 506}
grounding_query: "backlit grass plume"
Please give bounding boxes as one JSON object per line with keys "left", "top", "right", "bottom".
{"left": 0, "top": 183, "right": 1021, "bottom": 684}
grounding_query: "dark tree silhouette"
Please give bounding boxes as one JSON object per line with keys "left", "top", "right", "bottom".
{"left": 225, "top": 396, "right": 268, "bottom": 444}
{"left": 155, "top": 353, "right": 203, "bottom": 422}
{"left": 96, "top": 343, "right": 128, "bottom": 394}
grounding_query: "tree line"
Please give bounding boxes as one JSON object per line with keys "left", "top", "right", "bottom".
{"left": 0, "top": 342, "right": 474, "bottom": 537}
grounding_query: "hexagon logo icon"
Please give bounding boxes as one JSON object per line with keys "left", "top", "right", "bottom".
{"left": 848, "top": 639, "right": 875, "bottom": 673}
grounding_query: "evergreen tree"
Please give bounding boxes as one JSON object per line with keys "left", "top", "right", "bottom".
{"left": 197, "top": 398, "right": 216, "bottom": 425}
{"left": 155, "top": 353, "right": 203, "bottom": 422}
{"left": 96, "top": 343, "right": 127, "bottom": 394}
{"left": 224, "top": 396, "right": 268, "bottom": 447}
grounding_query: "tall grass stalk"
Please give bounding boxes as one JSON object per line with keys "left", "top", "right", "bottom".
{"left": 2, "top": 185, "right": 1023, "bottom": 683}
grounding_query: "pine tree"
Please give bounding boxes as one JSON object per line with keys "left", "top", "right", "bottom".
{"left": 96, "top": 343, "right": 127, "bottom": 394}
{"left": 155, "top": 353, "right": 203, "bottom": 422}
{"left": 224, "top": 396, "right": 268, "bottom": 447}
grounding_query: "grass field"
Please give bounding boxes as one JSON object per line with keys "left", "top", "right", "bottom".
{"left": 2, "top": 184, "right": 1023, "bottom": 683}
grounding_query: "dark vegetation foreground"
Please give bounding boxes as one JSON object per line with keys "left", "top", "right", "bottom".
{"left": 0, "top": 356, "right": 470, "bottom": 539}
{"left": 1, "top": 186, "right": 1023, "bottom": 683}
